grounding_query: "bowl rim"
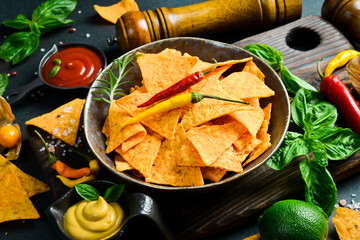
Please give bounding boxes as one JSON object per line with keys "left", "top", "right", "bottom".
{"left": 84, "top": 36, "right": 290, "bottom": 192}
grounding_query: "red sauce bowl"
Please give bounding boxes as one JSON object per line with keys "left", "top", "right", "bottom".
{"left": 4, "top": 43, "right": 107, "bottom": 105}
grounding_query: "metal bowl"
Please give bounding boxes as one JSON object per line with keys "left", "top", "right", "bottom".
{"left": 83, "top": 37, "right": 290, "bottom": 193}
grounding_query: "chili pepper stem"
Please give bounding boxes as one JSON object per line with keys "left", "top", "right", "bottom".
{"left": 317, "top": 58, "right": 325, "bottom": 79}
{"left": 34, "top": 130, "right": 57, "bottom": 165}
{"left": 194, "top": 93, "right": 250, "bottom": 105}
{"left": 202, "top": 59, "right": 218, "bottom": 75}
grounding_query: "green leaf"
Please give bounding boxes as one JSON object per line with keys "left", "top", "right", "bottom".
{"left": 2, "top": 14, "right": 31, "bottom": 30}
{"left": 280, "top": 66, "right": 318, "bottom": 94}
{"left": 291, "top": 89, "right": 337, "bottom": 131}
{"left": 0, "top": 31, "right": 40, "bottom": 64}
{"left": 104, "top": 184, "right": 125, "bottom": 203}
{"left": 300, "top": 157, "right": 337, "bottom": 218}
{"left": 307, "top": 139, "right": 328, "bottom": 167}
{"left": 32, "top": 0, "right": 77, "bottom": 22}
{"left": 0, "top": 74, "right": 9, "bottom": 96}
{"left": 267, "top": 133, "right": 309, "bottom": 170}
{"left": 75, "top": 184, "right": 100, "bottom": 201}
{"left": 243, "top": 44, "right": 283, "bottom": 71}
{"left": 49, "top": 65, "right": 61, "bottom": 78}
{"left": 314, "top": 126, "right": 360, "bottom": 160}
{"left": 37, "top": 17, "right": 75, "bottom": 33}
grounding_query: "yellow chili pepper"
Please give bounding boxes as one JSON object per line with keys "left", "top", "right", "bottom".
{"left": 56, "top": 174, "right": 96, "bottom": 188}
{"left": 120, "top": 92, "right": 249, "bottom": 129}
{"left": 71, "top": 147, "right": 101, "bottom": 177}
{"left": 325, "top": 50, "right": 360, "bottom": 77}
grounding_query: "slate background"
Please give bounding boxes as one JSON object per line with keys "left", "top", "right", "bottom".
{"left": 1, "top": 0, "right": 359, "bottom": 239}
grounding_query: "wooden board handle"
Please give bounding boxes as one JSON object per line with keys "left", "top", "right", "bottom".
{"left": 116, "top": 0, "right": 302, "bottom": 53}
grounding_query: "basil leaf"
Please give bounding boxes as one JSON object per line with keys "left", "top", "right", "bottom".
{"left": 75, "top": 184, "right": 100, "bottom": 201}
{"left": 37, "top": 17, "right": 74, "bottom": 33}
{"left": 0, "top": 74, "right": 9, "bottom": 96}
{"left": 32, "top": 0, "right": 77, "bottom": 22}
{"left": 300, "top": 157, "right": 337, "bottom": 218}
{"left": 243, "top": 44, "right": 283, "bottom": 71}
{"left": 267, "top": 135, "right": 309, "bottom": 170}
{"left": 0, "top": 31, "right": 40, "bottom": 64}
{"left": 291, "top": 88, "right": 308, "bottom": 129}
{"left": 280, "top": 66, "right": 318, "bottom": 94}
{"left": 309, "top": 102, "right": 337, "bottom": 129}
{"left": 2, "top": 14, "right": 31, "bottom": 29}
{"left": 104, "top": 184, "right": 125, "bottom": 203}
{"left": 314, "top": 126, "right": 360, "bottom": 160}
{"left": 307, "top": 139, "right": 328, "bottom": 167}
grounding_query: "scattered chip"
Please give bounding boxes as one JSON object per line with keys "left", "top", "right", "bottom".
{"left": 0, "top": 155, "right": 49, "bottom": 197}
{"left": 332, "top": 207, "right": 360, "bottom": 240}
{"left": 25, "top": 99, "right": 85, "bottom": 146}
{"left": 243, "top": 233, "right": 261, "bottom": 240}
{"left": 0, "top": 156, "right": 42, "bottom": 223}
{"left": 94, "top": 0, "right": 139, "bottom": 24}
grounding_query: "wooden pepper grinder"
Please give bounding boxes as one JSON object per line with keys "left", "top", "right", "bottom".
{"left": 115, "top": 0, "right": 302, "bottom": 52}
{"left": 322, "top": 0, "right": 360, "bottom": 44}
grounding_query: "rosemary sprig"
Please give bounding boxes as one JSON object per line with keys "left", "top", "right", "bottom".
{"left": 92, "top": 53, "right": 141, "bottom": 104}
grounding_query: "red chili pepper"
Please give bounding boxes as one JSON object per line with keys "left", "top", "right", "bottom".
{"left": 318, "top": 59, "right": 360, "bottom": 134}
{"left": 137, "top": 60, "right": 218, "bottom": 108}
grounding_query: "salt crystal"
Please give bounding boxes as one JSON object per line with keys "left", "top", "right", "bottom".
{"left": 40, "top": 48, "right": 45, "bottom": 52}
{"left": 39, "top": 147, "right": 45, "bottom": 152}
{"left": 78, "top": 10, "right": 82, "bottom": 13}
{"left": 86, "top": 33, "right": 91, "bottom": 38}
{"left": 56, "top": 139, "right": 62, "bottom": 145}
{"left": 70, "top": 119, "right": 76, "bottom": 125}
{"left": 67, "top": 127, "right": 72, "bottom": 133}
{"left": 62, "top": 130, "right": 68, "bottom": 136}
{"left": 352, "top": 194, "right": 357, "bottom": 197}
{"left": 63, "top": 106, "right": 72, "bottom": 113}
{"left": 60, "top": 144, "right": 66, "bottom": 147}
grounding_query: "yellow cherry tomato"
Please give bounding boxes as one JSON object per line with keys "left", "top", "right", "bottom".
{"left": 0, "top": 125, "right": 20, "bottom": 148}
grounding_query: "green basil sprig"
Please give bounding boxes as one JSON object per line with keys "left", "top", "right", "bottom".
{"left": 0, "top": 74, "right": 9, "bottom": 96}
{"left": 243, "top": 44, "right": 317, "bottom": 94}
{"left": 75, "top": 183, "right": 125, "bottom": 203}
{"left": 0, "top": 0, "right": 76, "bottom": 65}
{"left": 245, "top": 44, "right": 360, "bottom": 218}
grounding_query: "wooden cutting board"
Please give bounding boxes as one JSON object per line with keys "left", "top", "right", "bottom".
{"left": 150, "top": 15, "right": 360, "bottom": 240}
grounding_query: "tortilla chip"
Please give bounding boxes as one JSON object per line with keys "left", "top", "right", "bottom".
{"left": 210, "top": 145, "right": 243, "bottom": 172}
{"left": 0, "top": 155, "right": 49, "bottom": 197}
{"left": 257, "top": 103, "right": 272, "bottom": 141}
{"left": 116, "top": 132, "right": 163, "bottom": 177}
{"left": 186, "top": 122, "right": 246, "bottom": 166}
{"left": 201, "top": 167, "right": 227, "bottom": 182}
{"left": 25, "top": 99, "right": 85, "bottom": 146}
{"left": 230, "top": 106, "right": 265, "bottom": 137}
{"left": 121, "top": 131, "right": 146, "bottom": 152}
{"left": 105, "top": 101, "right": 147, "bottom": 153}
{"left": 233, "top": 132, "right": 254, "bottom": 151}
{"left": 181, "top": 74, "right": 252, "bottom": 130}
{"left": 94, "top": 0, "right": 139, "bottom": 24}
{"left": 243, "top": 133, "right": 271, "bottom": 166}
{"left": 137, "top": 49, "right": 198, "bottom": 93}
{"left": 243, "top": 233, "right": 261, "bottom": 240}
{"left": 146, "top": 124, "right": 204, "bottom": 186}
{"left": 332, "top": 207, "right": 360, "bottom": 240}
{"left": 178, "top": 128, "right": 206, "bottom": 167}
{"left": 114, "top": 153, "right": 133, "bottom": 172}
{"left": 243, "top": 60, "right": 265, "bottom": 81}
{"left": 0, "top": 161, "right": 40, "bottom": 223}
{"left": 220, "top": 72, "right": 275, "bottom": 99}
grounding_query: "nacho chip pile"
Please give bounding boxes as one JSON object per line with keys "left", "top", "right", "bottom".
{"left": 0, "top": 154, "right": 49, "bottom": 223}
{"left": 103, "top": 49, "right": 274, "bottom": 187}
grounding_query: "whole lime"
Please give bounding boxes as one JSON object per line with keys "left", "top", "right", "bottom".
{"left": 258, "top": 199, "right": 328, "bottom": 240}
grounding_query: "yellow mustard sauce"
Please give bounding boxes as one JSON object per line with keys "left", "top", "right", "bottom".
{"left": 64, "top": 196, "right": 125, "bottom": 240}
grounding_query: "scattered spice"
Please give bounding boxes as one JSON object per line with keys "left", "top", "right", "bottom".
{"left": 69, "top": 28, "right": 76, "bottom": 33}
{"left": 10, "top": 71, "right": 17, "bottom": 77}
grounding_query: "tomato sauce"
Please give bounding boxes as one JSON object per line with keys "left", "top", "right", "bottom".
{"left": 42, "top": 47, "right": 103, "bottom": 88}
